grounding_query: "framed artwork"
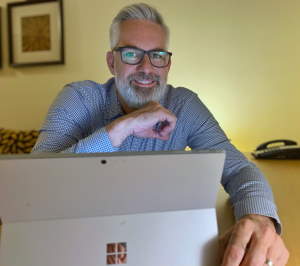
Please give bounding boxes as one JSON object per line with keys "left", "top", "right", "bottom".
{"left": 0, "top": 7, "right": 2, "bottom": 68}
{"left": 7, "top": 0, "right": 64, "bottom": 67}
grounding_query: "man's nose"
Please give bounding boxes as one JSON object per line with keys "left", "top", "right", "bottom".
{"left": 136, "top": 54, "right": 154, "bottom": 73}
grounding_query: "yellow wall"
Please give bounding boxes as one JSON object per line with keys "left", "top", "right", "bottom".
{"left": 0, "top": 0, "right": 299, "bottom": 151}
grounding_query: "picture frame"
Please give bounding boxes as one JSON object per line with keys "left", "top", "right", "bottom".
{"left": 0, "top": 7, "right": 2, "bottom": 68}
{"left": 7, "top": 0, "right": 64, "bottom": 67}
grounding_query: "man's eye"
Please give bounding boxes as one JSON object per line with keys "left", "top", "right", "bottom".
{"left": 152, "top": 52, "right": 166, "bottom": 59}
{"left": 124, "top": 51, "right": 137, "bottom": 58}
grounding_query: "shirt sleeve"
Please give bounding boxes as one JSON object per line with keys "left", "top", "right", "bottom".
{"left": 186, "top": 95, "right": 281, "bottom": 233}
{"left": 32, "top": 127, "right": 118, "bottom": 153}
{"left": 31, "top": 83, "right": 118, "bottom": 154}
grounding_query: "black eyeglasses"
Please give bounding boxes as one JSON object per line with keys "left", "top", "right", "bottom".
{"left": 113, "top": 46, "right": 172, "bottom": 68}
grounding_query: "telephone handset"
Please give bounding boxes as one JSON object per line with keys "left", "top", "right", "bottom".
{"left": 252, "top": 139, "right": 300, "bottom": 159}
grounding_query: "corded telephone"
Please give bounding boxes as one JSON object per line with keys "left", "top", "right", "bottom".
{"left": 252, "top": 139, "right": 300, "bottom": 159}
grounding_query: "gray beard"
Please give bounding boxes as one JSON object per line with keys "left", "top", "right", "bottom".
{"left": 114, "top": 72, "right": 168, "bottom": 109}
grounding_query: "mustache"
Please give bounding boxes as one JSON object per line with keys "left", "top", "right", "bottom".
{"left": 128, "top": 72, "right": 160, "bottom": 83}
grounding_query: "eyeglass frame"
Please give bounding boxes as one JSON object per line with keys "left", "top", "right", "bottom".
{"left": 112, "top": 46, "right": 172, "bottom": 68}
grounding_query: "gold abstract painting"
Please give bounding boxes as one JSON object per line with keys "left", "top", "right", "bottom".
{"left": 21, "top": 15, "right": 51, "bottom": 52}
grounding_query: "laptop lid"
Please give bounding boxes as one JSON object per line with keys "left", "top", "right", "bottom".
{"left": 0, "top": 150, "right": 225, "bottom": 266}
{"left": 0, "top": 150, "right": 225, "bottom": 223}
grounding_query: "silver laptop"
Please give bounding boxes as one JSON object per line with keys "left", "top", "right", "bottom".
{"left": 0, "top": 150, "right": 225, "bottom": 266}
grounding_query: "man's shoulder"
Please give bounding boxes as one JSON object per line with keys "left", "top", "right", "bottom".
{"left": 166, "top": 84, "right": 198, "bottom": 103}
{"left": 49, "top": 78, "right": 115, "bottom": 110}
{"left": 63, "top": 78, "right": 114, "bottom": 94}
{"left": 66, "top": 80, "right": 101, "bottom": 88}
{"left": 55, "top": 78, "right": 115, "bottom": 104}
{"left": 164, "top": 84, "right": 210, "bottom": 116}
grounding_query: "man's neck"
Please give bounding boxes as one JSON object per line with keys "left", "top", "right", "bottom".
{"left": 115, "top": 89, "right": 136, "bottom": 114}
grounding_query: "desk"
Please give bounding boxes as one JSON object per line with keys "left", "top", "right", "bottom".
{"left": 217, "top": 154, "right": 300, "bottom": 266}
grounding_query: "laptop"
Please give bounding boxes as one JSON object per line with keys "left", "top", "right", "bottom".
{"left": 0, "top": 150, "right": 225, "bottom": 266}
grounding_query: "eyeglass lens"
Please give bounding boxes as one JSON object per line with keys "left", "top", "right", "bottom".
{"left": 121, "top": 47, "right": 170, "bottom": 67}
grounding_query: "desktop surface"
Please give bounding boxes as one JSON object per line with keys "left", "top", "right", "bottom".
{"left": 217, "top": 153, "right": 300, "bottom": 266}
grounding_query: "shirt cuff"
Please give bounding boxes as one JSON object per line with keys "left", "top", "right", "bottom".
{"left": 74, "top": 127, "right": 118, "bottom": 153}
{"left": 233, "top": 196, "right": 282, "bottom": 234}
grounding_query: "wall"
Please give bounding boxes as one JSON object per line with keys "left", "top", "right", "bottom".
{"left": 0, "top": 0, "right": 299, "bottom": 151}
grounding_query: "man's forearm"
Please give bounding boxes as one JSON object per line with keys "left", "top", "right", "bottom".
{"left": 32, "top": 127, "right": 118, "bottom": 153}
{"left": 106, "top": 117, "right": 134, "bottom": 147}
{"left": 106, "top": 101, "right": 177, "bottom": 147}
{"left": 222, "top": 164, "right": 281, "bottom": 233}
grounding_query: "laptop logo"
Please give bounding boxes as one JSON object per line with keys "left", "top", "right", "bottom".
{"left": 106, "top": 242, "right": 127, "bottom": 265}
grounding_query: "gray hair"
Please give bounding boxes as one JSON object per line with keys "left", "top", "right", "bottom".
{"left": 109, "top": 3, "right": 169, "bottom": 49}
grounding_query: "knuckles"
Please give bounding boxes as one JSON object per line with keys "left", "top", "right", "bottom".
{"left": 237, "top": 217, "right": 256, "bottom": 232}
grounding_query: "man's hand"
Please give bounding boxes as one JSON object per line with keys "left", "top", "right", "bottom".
{"left": 219, "top": 214, "right": 289, "bottom": 266}
{"left": 106, "top": 101, "right": 177, "bottom": 147}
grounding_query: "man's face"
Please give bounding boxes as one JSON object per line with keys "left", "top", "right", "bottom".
{"left": 107, "top": 19, "right": 171, "bottom": 110}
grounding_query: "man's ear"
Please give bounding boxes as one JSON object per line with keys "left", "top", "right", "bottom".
{"left": 167, "top": 57, "right": 172, "bottom": 72}
{"left": 106, "top": 51, "right": 115, "bottom": 75}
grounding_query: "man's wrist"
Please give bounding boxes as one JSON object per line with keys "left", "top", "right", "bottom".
{"left": 242, "top": 214, "right": 276, "bottom": 231}
{"left": 106, "top": 117, "right": 134, "bottom": 147}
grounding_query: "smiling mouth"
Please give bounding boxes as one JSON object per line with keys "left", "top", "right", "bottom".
{"left": 132, "top": 80, "right": 157, "bottom": 88}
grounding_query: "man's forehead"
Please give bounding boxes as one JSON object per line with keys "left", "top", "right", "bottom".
{"left": 117, "top": 19, "right": 168, "bottom": 50}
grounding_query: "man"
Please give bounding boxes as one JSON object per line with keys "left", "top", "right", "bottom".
{"left": 32, "top": 3, "right": 289, "bottom": 265}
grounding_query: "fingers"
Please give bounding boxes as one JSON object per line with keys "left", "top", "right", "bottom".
{"left": 221, "top": 219, "right": 254, "bottom": 266}
{"left": 265, "top": 235, "right": 290, "bottom": 266}
{"left": 240, "top": 224, "right": 274, "bottom": 265}
{"left": 219, "top": 229, "right": 233, "bottom": 263}
{"left": 221, "top": 215, "right": 289, "bottom": 266}
{"left": 242, "top": 233, "right": 289, "bottom": 266}
{"left": 130, "top": 101, "right": 177, "bottom": 139}
{"left": 143, "top": 102, "right": 177, "bottom": 128}
{"left": 106, "top": 101, "right": 176, "bottom": 146}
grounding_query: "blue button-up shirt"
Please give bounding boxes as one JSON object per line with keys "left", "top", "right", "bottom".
{"left": 32, "top": 78, "right": 280, "bottom": 231}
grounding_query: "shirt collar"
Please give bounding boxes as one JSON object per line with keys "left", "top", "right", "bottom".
{"left": 103, "top": 78, "right": 124, "bottom": 122}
